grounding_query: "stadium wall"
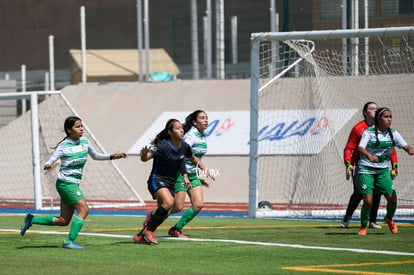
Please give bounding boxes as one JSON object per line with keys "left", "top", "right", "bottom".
{"left": 61, "top": 79, "right": 250, "bottom": 203}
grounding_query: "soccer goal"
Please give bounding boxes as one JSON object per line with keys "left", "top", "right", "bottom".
{"left": 249, "top": 26, "right": 414, "bottom": 219}
{"left": 0, "top": 91, "right": 145, "bottom": 210}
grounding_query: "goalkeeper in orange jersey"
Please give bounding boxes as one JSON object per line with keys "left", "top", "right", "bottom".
{"left": 341, "top": 102, "right": 398, "bottom": 229}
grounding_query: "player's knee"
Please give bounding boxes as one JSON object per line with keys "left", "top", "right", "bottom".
{"left": 76, "top": 205, "right": 89, "bottom": 218}
{"left": 193, "top": 202, "right": 204, "bottom": 212}
{"left": 55, "top": 216, "right": 70, "bottom": 226}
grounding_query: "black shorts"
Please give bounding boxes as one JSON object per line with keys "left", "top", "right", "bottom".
{"left": 147, "top": 178, "right": 175, "bottom": 199}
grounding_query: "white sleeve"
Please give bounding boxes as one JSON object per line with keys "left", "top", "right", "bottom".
{"left": 358, "top": 129, "right": 370, "bottom": 149}
{"left": 88, "top": 143, "right": 111, "bottom": 160}
{"left": 184, "top": 132, "right": 195, "bottom": 147}
{"left": 45, "top": 145, "right": 63, "bottom": 165}
{"left": 392, "top": 130, "right": 408, "bottom": 148}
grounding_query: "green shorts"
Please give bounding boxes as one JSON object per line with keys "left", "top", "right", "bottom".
{"left": 56, "top": 180, "right": 85, "bottom": 206}
{"left": 175, "top": 173, "right": 202, "bottom": 192}
{"left": 358, "top": 168, "right": 394, "bottom": 195}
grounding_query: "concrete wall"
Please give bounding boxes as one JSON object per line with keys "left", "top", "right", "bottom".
{"left": 0, "top": 80, "right": 18, "bottom": 127}
{"left": 62, "top": 79, "right": 251, "bottom": 203}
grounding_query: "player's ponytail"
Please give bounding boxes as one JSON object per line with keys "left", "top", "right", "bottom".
{"left": 152, "top": 118, "right": 180, "bottom": 145}
{"left": 183, "top": 110, "right": 205, "bottom": 133}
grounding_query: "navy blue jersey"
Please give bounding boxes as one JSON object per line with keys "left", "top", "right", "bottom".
{"left": 147, "top": 139, "right": 193, "bottom": 186}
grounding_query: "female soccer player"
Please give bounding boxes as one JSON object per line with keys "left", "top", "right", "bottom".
{"left": 341, "top": 102, "right": 398, "bottom": 229}
{"left": 20, "top": 116, "right": 127, "bottom": 249}
{"left": 357, "top": 107, "right": 414, "bottom": 235}
{"left": 168, "top": 110, "right": 211, "bottom": 238}
{"left": 134, "top": 118, "right": 213, "bottom": 245}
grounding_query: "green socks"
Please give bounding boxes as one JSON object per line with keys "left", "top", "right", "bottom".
{"left": 66, "top": 216, "right": 84, "bottom": 243}
{"left": 32, "top": 216, "right": 56, "bottom": 226}
{"left": 30, "top": 215, "right": 85, "bottom": 243}
{"left": 176, "top": 206, "right": 199, "bottom": 230}
{"left": 385, "top": 203, "right": 397, "bottom": 220}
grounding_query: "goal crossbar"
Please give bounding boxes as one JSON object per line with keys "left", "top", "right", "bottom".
{"left": 251, "top": 26, "right": 414, "bottom": 42}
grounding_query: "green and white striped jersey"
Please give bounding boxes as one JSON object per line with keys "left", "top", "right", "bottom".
{"left": 358, "top": 126, "right": 407, "bottom": 172}
{"left": 184, "top": 126, "right": 207, "bottom": 174}
{"left": 46, "top": 137, "right": 110, "bottom": 184}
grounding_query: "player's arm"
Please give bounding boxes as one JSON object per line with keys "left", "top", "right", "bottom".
{"left": 358, "top": 129, "right": 379, "bottom": 163}
{"left": 188, "top": 155, "right": 215, "bottom": 181}
{"left": 178, "top": 159, "right": 191, "bottom": 187}
{"left": 390, "top": 148, "right": 398, "bottom": 179}
{"left": 44, "top": 146, "right": 63, "bottom": 170}
{"left": 402, "top": 144, "right": 414, "bottom": 155}
{"left": 88, "top": 143, "right": 127, "bottom": 160}
{"left": 343, "top": 126, "right": 358, "bottom": 180}
{"left": 358, "top": 146, "right": 379, "bottom": 163}
{"left": 140, "top": 145, "right": 153, "bottom": 162}
{"left": 392, "top": 130, "right": 414, "bottom": 155}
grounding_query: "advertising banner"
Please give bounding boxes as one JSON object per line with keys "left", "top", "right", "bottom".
{"left": 127, "top": 109, "right": 357, "bottom": 155}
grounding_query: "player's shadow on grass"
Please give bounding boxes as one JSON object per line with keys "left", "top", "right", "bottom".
{"left": 16, "top": 245, "right": 60, "bottom": 249}
{"left": 325, "top": 232, "right": 387, "bottom": 235}
{"left": 110, "top": 241, "right": 136, "bottom": 245}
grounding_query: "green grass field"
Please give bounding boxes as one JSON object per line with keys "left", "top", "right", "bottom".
{"left": 1, "top": 214, "right": 413, "bottom": 274}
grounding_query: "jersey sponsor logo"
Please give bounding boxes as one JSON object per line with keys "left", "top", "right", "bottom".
{"left": 67, "top": 144, "right": 86, "bottom": 154}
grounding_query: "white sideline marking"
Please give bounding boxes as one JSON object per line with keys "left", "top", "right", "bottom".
{"left": 4, "top": 229, "right": 414, "bottom": 256}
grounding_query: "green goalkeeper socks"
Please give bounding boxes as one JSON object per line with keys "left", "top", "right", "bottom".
{"left": 66, "top": 216, "right": 84, "bottom": 243}
{"left": 32, "top": 216, "right": 56, "bottom": 226}
{"left": 360, "top": 207, "right": 370, "bottom": 228}
{"left": 176, "top": 206, "right": 199, "bottom": 230}
{"left": 385, "top": 204, "right": 397, "bottom": 220}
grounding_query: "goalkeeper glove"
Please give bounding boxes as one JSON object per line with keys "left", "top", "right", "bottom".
{"left": 345, "top": 161, "right": 353, "bottom": 180}
{"left": 390, "top": 162, "right": 398, "bottom": 180}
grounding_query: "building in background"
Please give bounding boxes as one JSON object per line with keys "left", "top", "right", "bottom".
{"left": 0, "top": 0, "right": 412, "bottom": 89}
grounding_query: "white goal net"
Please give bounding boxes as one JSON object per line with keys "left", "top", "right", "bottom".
{"left": 0, "top": 91, "right": 144, "bottom": 210}
{"left": 249, "top": 27, "right": 414, "bottom": 219}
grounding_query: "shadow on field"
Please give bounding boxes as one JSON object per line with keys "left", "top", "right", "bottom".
{"left": 16, "top": 245, "right": 60, "bottom": 249}
{"left": 325, "top": 232, "right": 387, "bottom": 235}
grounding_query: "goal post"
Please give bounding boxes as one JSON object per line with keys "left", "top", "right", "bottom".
{"left": 249, "top": 26, "right": 414, "bottom": 219}
{"left": 0, "top": 91, "right": 145, "bottom": 210}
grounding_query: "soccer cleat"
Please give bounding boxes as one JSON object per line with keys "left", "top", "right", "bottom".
{"left": 62, "top": 241, "right": 84, "bottom": 249}
{"left": 168, "top": 227, "right": 188, "bottom": 239}
{"left": 143, "top": 211, "right": 152, "bottom": 228}
{"left": 133, "top": 234, "right": 153, "bottom": 245}
{"left": 20, "top": 213, "right": 34, "bottom": 236}
{"left": 340, "top": 215, "right": 350, "bottom": 228}
{"left": 385, "top": 218, "right": 398, "bottom": 234}
{"left": 358, "top": 227, "right": 367, "bottom": 236}
{"left": 369, "top": 222, "right": 382, "bottom": 229}
{"left": 140, "top": 229, "right": 158, "bottom": 245}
